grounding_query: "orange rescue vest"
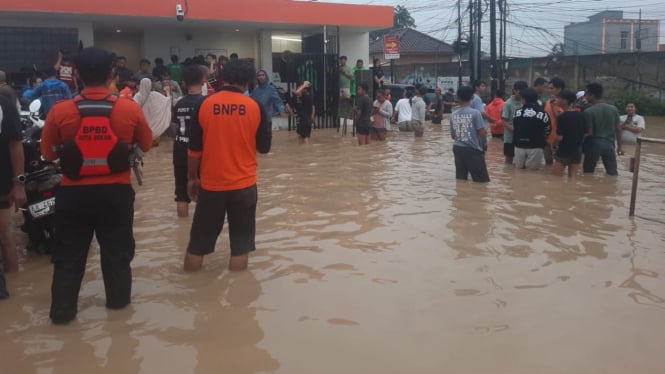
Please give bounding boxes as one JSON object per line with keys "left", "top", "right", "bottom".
{"left": 58, "top": 95, "right": 131, "bottom": 179}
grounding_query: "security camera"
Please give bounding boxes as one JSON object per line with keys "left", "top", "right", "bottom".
{"left": 176, "top": 4, "right": 185, "bottom": 21}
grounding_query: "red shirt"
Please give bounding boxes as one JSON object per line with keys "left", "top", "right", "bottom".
{"left": 486, "top": 97, "right": 505, "bottom": 135}
{"left": 57, "top": 61, "right": 77, "bottom": 91}
{"left": 41, "top": 87, "right": 153, "bottom": 186}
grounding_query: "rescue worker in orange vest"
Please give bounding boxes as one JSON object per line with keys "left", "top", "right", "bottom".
{"left": 41, "top": 47, "right": 152, "bottom": 325}
{"left": 185, "top": 59, "right": 271, "bottom": 272}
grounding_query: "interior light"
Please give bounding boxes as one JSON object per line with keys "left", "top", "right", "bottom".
{"left": 271, "top": 36, "right": 302, "bottom": 42}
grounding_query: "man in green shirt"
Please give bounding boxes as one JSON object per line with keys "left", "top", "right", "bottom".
{"left": 350, "top": 59, "right": 365, "bottom": 101}
{"left": 582, "top": 82, "right": 622, "bottom": 176}
{"left": 338, "top": 56, "right": 353, "bottom": 129}
{"left": 168, "top": 55, "right": 183, "bottom": 84}
{"left": 501, "top": 81, "right": 528, "bottom": 164}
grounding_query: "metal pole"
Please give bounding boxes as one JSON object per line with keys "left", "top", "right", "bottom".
{"left": 476, "top": 0, "right": 482, "bottom": 81}
{"left": 498, "top": 0, "right": 505, "bottom": 92}
{"left": 458, "top": 0, "right": 463, "bottom": 89}
{"left": 469, "top": 0, "right": 475, "bottom": 81}
{"left": 322, "top": 24, "right": 327, "bottom": 129}
{"left": 489, "top": 0, "right": 497, "bottom": 96}
{"left": 629, "top": 139, "right": 642, "bottom": 216}
{"left": 637, "top": 8, "right": 642, "bottom": 89}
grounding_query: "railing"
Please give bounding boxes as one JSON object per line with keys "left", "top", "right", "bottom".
{"left": 629, "top": 136, "right": 665, "bottom": 217}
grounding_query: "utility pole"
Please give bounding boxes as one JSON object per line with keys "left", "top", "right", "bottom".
{"left": 637, "top": 8, "right": 642, "bottom": 89}
{"left": 457, "top": 0, "right": 463, "bottom": 90}
{"left": 475, "top": 0, "right": 482, "bottom": 82}
{"left": 489, "top": 0, "right": 497, "bottom": 96}
{"left": 469, "top": 0, "right": 475, "bottom": 82}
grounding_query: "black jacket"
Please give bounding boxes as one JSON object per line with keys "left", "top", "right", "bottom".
{"left": 513, "top": 103, "right": 551, "bottom": 148}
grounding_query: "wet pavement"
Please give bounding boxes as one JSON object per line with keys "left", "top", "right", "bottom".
{"left": 2, "top": 117, "right": 664, "bottom": 373}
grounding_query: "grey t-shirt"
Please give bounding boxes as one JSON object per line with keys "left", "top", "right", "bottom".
{"left": 450, "top": 106, "right": 486, "bottom": 152}
{"left": 471, "top": 93, "right": 488, "bottom": 128}
{"left": 411, "top": 96, "right": 426, "bottom": 122}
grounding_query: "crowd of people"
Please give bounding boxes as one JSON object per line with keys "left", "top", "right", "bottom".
{"left": 0, "top": 46, "right": 649, "bottom": 323}
{"left": 450, "top": 78, "right": 646, "bottom": 182}
{"left": 0, "top": 47, "right": 271, "bottom": 323}
{"left": 338, "top": 58, "right": 646, "bottom": 183}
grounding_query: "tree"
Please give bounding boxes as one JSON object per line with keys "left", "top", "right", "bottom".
{"left": 371, "top": 6, "right": 416, "bottom": 41}
{"left": 549, "top": 42, "right": 564, "bottom": 57}
{"left": 394, "top": 5, "right": 416, "bottom": 29}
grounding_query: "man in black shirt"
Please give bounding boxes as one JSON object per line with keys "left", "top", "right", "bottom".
{"left": 513, "top": 88, "right": 551, "bottom": 169}
{"left": 443, "top": 88, "right": 456, "bottom": 114}
{"left": 173, "top": 66, "right": 206, "bottom": 217}
{"left": 371, "top": 59, "right": 384, "bottom": 97}
{"left": 354, "top": 83, "right": 373, "bottom": 145}
{"left": 552, "top": 90, "right": 586, "bottom": 177}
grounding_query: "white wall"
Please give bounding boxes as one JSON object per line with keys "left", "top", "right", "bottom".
{"left": 0, "top": 18, "right": 93, "bottom": 47}
{"left": 339, "top": 31, "right": 369, "bottom": 66}
{"left": 142, "top": 29, "right": 256, "bottom": 63}
{"left": 94, "top": 32, "right": 143, "bottom": 70}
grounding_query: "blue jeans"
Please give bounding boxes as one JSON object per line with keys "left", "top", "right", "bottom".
{"left": 583, "top": 137, "right": 617, "bottom": 175}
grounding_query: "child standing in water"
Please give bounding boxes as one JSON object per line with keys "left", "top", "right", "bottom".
{"left": 552, "top": 90, "right": 586, "bottom": 177}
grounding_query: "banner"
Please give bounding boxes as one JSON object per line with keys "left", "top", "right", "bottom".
{"left": 384, "top": 35, "right": 400, "bottom": 60}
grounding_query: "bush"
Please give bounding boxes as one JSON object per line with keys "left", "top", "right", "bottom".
{"left": 612, "top": 90, "right": 665, "bottom": 116}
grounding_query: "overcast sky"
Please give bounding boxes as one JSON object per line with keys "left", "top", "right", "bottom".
{"left": 325, "top": 0, "right": 665, "bottom": 57}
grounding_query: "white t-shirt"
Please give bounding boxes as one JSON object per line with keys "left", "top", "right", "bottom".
{"left": 394, "top": 98, "right": 412, "bottom": 123}
{"left": 619, "top": 114, "right": 645, "bottom": 144}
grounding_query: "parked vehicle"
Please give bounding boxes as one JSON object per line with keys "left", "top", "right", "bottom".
{"left": 19, "top": 100, "right": 60, "bottom": 254}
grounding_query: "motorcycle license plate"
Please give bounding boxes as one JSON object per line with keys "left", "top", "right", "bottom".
{"left": 28, "top": 197, "right": 55, "bottom": 218}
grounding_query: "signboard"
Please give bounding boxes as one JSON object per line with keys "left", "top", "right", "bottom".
{"left": 384, "top": 35, "right": 400, "bottom": 60}
{"left": 437, "top": 76, "right": 471, "bottom": 90}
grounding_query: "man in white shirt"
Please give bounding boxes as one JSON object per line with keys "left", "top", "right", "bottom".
{"left": 394, "top": 90, "right": 413, "bottom": 132}
{"left": 619, "top": 102, "right": 645, "bottom": 145}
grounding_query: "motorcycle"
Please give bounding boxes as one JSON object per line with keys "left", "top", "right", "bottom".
{"left": 19, "top": 100, "right": 60, "bottom": 254}
{"left": 20, "top": 99, "right": 44, "bottom": 130}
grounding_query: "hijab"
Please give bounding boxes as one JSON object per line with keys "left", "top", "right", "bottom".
{"left": 134, "top": 78, "right": 171, "bottom": 139}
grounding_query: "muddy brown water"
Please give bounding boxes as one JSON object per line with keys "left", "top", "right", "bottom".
{"left": 2, "top": 117, "right": 665, "bottom": 373}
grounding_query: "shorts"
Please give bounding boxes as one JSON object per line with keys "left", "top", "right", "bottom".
{"left": 187, "top": 185, "right": 258, "bottom": 257}
{"left": 173, "top": 163, "right": 190, "bottom": 203}
{"left": 555, "top": 151, "right": 582, "bottom": 166}
{"left": 356, "top": 126, "right": 371, "bottom": 136}
{"left": 514, "top": 147, "right": 544, "bottom": 169}
{"left": 453, "top": 145, "right": 490, "bottom": 183}
{"left": 503, "top": 143, "right": 515, "bottom": 157}
{"left": 398, "top": 121, "right": 413, "bottom": 132}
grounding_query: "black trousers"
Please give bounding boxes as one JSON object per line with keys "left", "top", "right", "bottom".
{"left": 50, "top": 184, "right": 135, "bottom": 323}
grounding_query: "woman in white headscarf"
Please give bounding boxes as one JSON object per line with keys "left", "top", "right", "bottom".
{"left": 133, "top": 78, "right": 171, "bottom": 145}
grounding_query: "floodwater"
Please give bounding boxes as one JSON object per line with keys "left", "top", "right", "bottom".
{"left": 2, "top": 117, "right": 665, "bottom": 374}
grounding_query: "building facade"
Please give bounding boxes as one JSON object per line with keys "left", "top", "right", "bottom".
{"left": 0, "top": 0, "right": 392, "bottom": 75}
{"left": 564, "top": 11, "right": 660, "bottom": 56}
